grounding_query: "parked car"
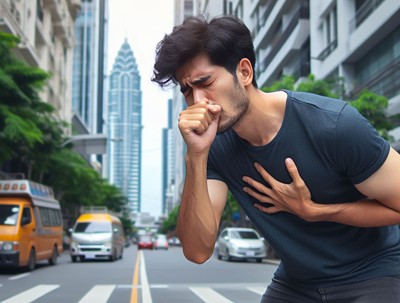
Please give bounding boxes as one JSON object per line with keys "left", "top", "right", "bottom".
{"left": 168, "top": 236, "right": 181, "bottom": 246}
{"left": 216, "top": 227, "right": 267, "bottom": 263}
{"left": 154, "top": 234, "right": 169, "bottom": 250}
{"left": 137, "top": 235, "right": 154, "bottom": 250}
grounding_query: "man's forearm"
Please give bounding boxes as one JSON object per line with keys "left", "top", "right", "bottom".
{"left": 177, "top": 153, "right": 218, "bottom": 263}
{"left": 311, "top": 199, "right": 400, "bottom": 227}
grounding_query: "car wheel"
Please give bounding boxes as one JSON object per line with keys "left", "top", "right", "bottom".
{"left": 26, "top": 249, "right": 36, "bottom": 271}
{"left": 48, "top": 246, "right": 58, "bottom": 265}
{"left": 226, "top": 249, "right": 232, "bottom": 261}
{"left": 256, "top": 258, "right": 262, "bottom": 263}
{"left": 109, "top": 250, "right": 116, "bottom": 261}
{"left": 71, "top": 255, "right": 77, "bottom": 263}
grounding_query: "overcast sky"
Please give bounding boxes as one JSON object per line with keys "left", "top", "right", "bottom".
{"left": 107, "top": 0, "right": 174, "bottom": 217}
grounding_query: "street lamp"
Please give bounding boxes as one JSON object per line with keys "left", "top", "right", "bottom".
{"left": 61, "top": 134, "right": 108, "bottom": 155}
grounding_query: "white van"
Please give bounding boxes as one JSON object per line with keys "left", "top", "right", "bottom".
{"left": 69, "top": 207, "right": 125, "bottom": 262}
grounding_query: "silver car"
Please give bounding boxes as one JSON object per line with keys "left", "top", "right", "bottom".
{"left": 216, "top": 227, "right": 267, "bottom": 263}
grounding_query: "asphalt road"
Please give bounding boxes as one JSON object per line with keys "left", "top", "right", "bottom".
{"left": 0, "top": 244, "right": 279, "bottom": 303}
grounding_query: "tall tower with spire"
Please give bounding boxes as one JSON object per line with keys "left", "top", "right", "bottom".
{"left": 107, "top": 40, "right": 142, "bottom": 214}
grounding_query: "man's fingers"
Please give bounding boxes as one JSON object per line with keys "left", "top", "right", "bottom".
{"left": 254, "top": 162, "right": 275, "bottom": 184}
{"left": 243, "top": 186, "right": 274, "bottom": 204}
{"left": 285, "top": 158, "right": 304, "bottom": 188}
{"left": 254, "top": 204, "right": 280, "bottom": 214}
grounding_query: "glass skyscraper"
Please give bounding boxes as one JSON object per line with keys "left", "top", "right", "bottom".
{"left": 72, "top": 0, "right": 108, "bottom": 135}
{"left": 107, "top": 40, "right": 142, "bottom": 213}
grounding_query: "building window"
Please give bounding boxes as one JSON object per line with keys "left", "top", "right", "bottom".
{"left": 317, "top": 5, "right": 338, "bottom": 61}
{"left": 353, "top": 27, "right": 400, "bottom": 98}
{"left": 350, "top": 0, "right": 385, "bottom": 32}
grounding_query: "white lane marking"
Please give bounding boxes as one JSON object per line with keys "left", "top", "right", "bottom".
{"left": 140, "top": 252, "right": 153, "bottom": 303}
{"left": 9, "top": 273, "right": 29, "bottom": 280}
{"left": 247, "top": 286, "right": 265, "bottom": 295}
{"left": 0, "top": 285, "right": 59, "bottom": 303}
{"left": 150, "top": 284, "right": 168, "bottom": 288}
{"left": 78, "top": 285, "right": 116, "bottom": 303}
{"left": 189, "top": 287, "right": 233, "bottom": 303}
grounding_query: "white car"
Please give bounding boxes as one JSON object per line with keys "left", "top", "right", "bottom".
{"left": 154, "top": 234, "right": 169, "bottom": 250}
{"left": 216, "top": 227, "right": 267, "bottom": 263}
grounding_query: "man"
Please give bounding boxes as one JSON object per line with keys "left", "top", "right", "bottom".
{"left": 152, "top": 14, "right": 400, "bottom": 302}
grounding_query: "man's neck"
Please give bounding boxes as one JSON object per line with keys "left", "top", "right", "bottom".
{"left": 233, "top": 90, "right": 287, "bottom": 146}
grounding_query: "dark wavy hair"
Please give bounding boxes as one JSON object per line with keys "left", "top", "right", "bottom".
{"left": 151, "top": 14, "right": 257, "bottom": 88}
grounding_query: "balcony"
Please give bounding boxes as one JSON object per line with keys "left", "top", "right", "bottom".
{"left": 349, "top": 0, "right": 385, "bottom": 33}
{"left": 42, "top": 0, "right": 58, "bottom": 9}
{"left": 68, "top": 0, "right": 82, "bottom": 19}
{"left": 0, "top": 0, "right": 40, "bottom": 66}
{"left": 315, "top": 39, "right": 337, "bottom": 61}
{"left": 257, "top": 5, "right": 309, "bottom": 76}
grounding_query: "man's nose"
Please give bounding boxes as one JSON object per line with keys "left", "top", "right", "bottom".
{"left": 192, "top": 88, "right": 206, "bottom": 104}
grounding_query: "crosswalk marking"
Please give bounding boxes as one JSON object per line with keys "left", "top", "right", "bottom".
{"left": 0, "top": 283, "right": 265, "bottom": 302}
{"left": 9, "top": 273, "right": 29, "bottom": 281}
{"left": 78, "top": 285, "right": 116, "bottom": 303}
{"left": 189, "top": 287, "right": 233, "bottom": 303}
{"left": 247, "top": 286, "right": 265, "bottom": 295}
{"left": 0, "top": 284, "right": 59, "bottom": 303}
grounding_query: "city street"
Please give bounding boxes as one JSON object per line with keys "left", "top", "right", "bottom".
{"left": 0, "top": 244, "right": 279, "bottom": 303}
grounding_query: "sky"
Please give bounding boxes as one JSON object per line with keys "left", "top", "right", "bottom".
{"left": 107, "top": 0, "right": 175, "bottom": 217}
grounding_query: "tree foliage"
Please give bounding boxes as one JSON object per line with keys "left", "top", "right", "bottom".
{"left": 159, "top": 204, "right": 180, "bottom": 234}
{"left": 0, "top": 32, "right": 130, "bottom": 228}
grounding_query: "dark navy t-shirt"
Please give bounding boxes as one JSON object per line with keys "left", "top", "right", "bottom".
{"left": 207, "top": 90, "right": 400, "bottom": 288}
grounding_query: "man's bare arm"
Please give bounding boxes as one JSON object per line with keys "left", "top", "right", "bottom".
{"left": 177, "top": 153, "right": 228, "bottom": 264}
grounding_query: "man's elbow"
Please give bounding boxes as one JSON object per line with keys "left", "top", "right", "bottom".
{"left": 182, "top": 247, "right": 212, "bottom": 264}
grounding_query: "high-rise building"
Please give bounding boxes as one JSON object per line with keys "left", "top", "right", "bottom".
{"left": 107, "top": 40, "right": 142, "bottom": 214}
{"left": 162, "top": 99, "right": 176, "bottom": 215}
{"left": 72, "top": 0, "right": 108, "bottom": 138}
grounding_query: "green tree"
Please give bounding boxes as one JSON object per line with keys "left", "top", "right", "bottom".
{"left": 0, "top": 32, "right": 52, "bottom": 164}
{"left": 220, "top": 191, "right": 241, "bottom": 227}
{"left": 159, "top": 204, "right": 180, "bottom": 234}
{"left": 262, "top": 74, "right": 393, "bottom": 136}
{"left": 262, "top": 74, "right": 295, "bottom": 92}
{"left": 350, "top": 90, "right": 393, "bottom": 140}
{"left": 296, "top": 74, "right": 338, "bottom": 98}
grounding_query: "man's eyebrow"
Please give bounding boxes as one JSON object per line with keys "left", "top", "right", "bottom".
{"left": 180, "top": 75, "right": 211, "bottom": 94}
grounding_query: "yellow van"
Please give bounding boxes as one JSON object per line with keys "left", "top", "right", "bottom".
{"left": 0, "top": 180, "right": 63, "bottom": 271}
{"left": 69, "top": 207, "right": 125, "bottom": 262}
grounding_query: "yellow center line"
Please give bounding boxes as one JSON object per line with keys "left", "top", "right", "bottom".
{"left": 130, "top": 250, "right": 141, "bottom": 303}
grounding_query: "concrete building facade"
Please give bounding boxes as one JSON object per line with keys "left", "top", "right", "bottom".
{"left": 0, "top": 0, "right": 82, "bottom": 130}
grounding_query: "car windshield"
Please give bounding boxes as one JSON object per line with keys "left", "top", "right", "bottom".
{"left": 230, "top": 230, "right": 259, "bottom": 240}
{"left": 74, "top": 222, "right": 111, "bottom": 233}
{"left": 140, "top": 236, "right": 152, "bottom": 242}
{"left": 0, "top": 205, "right": 20, "bottom": 226}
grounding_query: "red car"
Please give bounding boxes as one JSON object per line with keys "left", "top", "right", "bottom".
{"left": 137, "top": 235, "right": 154, "bottom": 250}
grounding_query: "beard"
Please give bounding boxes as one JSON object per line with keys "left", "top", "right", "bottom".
{"left": 217, "top": 77, "right": 250, "bottom": 134}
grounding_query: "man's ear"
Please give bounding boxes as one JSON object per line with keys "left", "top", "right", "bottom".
{"left": 237, "top": 58, "right": 253, "bottom": 86}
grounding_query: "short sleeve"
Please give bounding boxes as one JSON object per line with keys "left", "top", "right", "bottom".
{"left": 335, "top": 104, "right": 390, "bottom": 184}
{"left": 207, "top": 149, "right": 225, "bottom": 181}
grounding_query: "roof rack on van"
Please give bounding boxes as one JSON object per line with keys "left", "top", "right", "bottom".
{"left": 80, "top": 206, "right": 122, "bottom": 217}
{"left": 0, "top": 179, "right": 55, "bottom": 199}
{"left": 0, "top": 179, "right": 60, "bottom": 209}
